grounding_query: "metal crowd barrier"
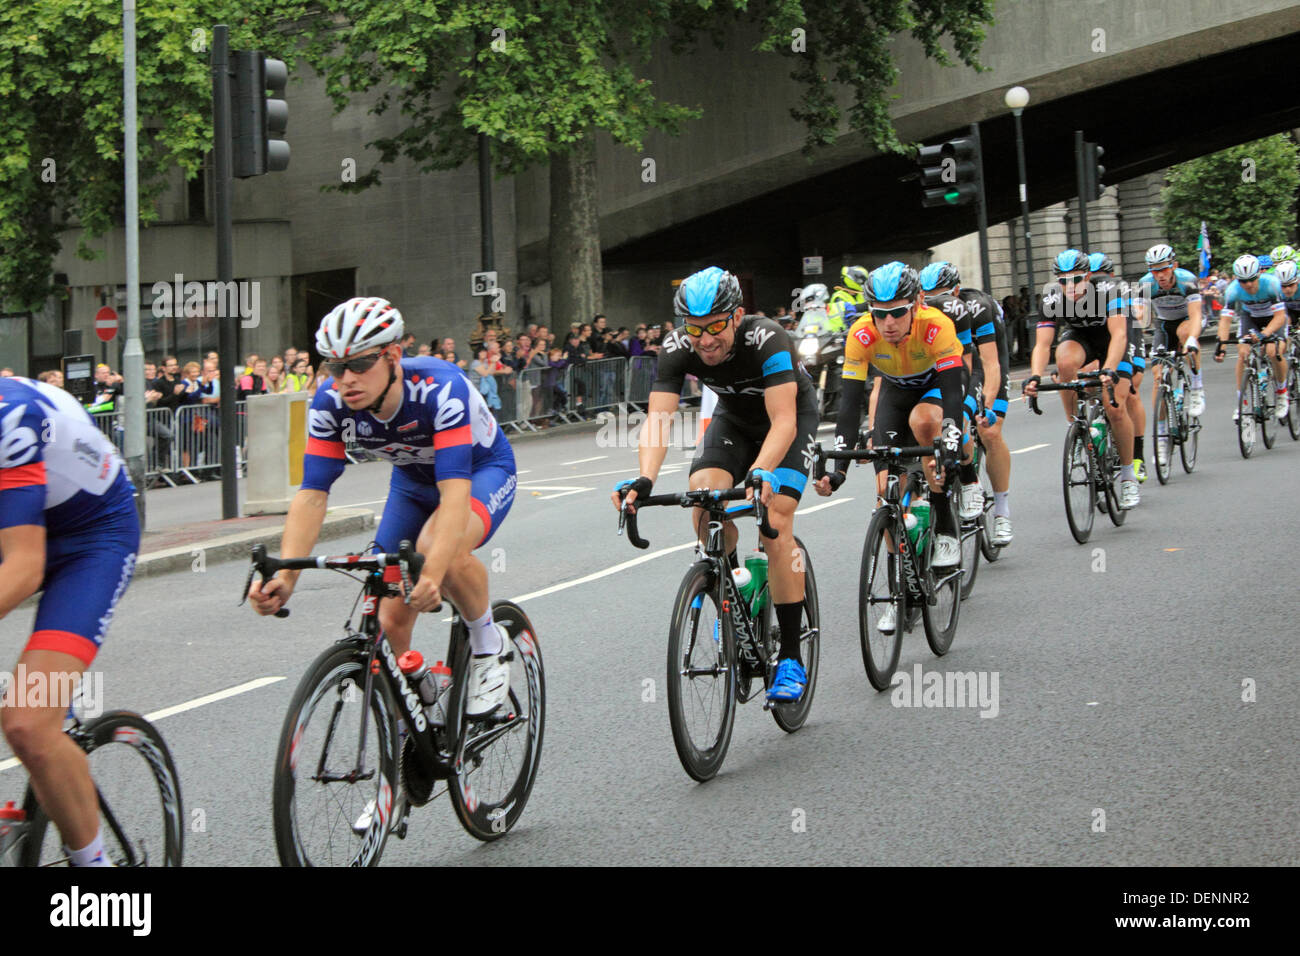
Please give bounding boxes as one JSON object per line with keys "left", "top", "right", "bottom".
{"left": 567, "top": 357, "right": 626, "bottom": 418}
{"left": 92, "top": 401, "right": 247, "bottom": 485}
{"left": 624, "top": 355, "right": 658, "bottom": 406}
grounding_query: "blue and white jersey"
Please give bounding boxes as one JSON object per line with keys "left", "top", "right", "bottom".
{"left": 0, "top": 377, "right": 135, "bottom": 535}
{"left": 1134, "top": 268, "right": 1202, "bottom": 321}
{"left": 1221, "top": 275, "right": 1285, "bottom": 320}
{"left": 301, "top": 356, "right": 514, "bottom": 493}
{"left": 1280, "top": 282, "right": 1300, "bottom": 322}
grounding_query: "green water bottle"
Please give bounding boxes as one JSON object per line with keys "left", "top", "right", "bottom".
{"left": 744, "top": 550, "right": 769, "bottom": 614}
{"left": 908, "top": 500, "right": 931, "bottom": 549}
{"left": 1090, "top": 419, "right": 1108, "bottom": 453}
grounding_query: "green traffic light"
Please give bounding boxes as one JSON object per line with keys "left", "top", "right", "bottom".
{"left": 945, "top": 191, "right": 961, "bottom": 204}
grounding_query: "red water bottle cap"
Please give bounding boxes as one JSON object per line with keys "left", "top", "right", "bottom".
{"left": 432, "top": 660, "right": 452, "bottom": 676}
{"left": 397, "top": 650, "right": 425, "bottom": 674}
{"left": 0, "top": 801, "right": 25, "bottom": 821}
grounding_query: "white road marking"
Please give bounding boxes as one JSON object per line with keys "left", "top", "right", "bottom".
{"left": 561, "top": 455, "right": 607, "bottom": 465}
{"left": 338, "top": 498, "right": 388, "bottom": 509}
{"left": 1011, "top": 443, "right": 1050, "bottom": 454}
{"left": 796, "top": 497, "right": 855, "bottom": 515}
{"left": 536, "top": 487, "right": 595, "bottom": 500}
{"left": 519, "top": 463, "right": 681, "bottom": 486}
{"left": 0, "top": 677, "right": 286, "bottom": 773}
{"left": 509, "top": 542, "right": 697, "bottom": 603}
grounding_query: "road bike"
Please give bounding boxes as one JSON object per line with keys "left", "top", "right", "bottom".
{"left": 245, "top": 541, "right": 544, "bottom": 865}
{"left": 1148, "top": 343, "right": 1200, "bottom": 483}
{"left": 1029, "top": 370, "right": 1125, "bottom": 544}
{"left": 811, "top": 439, "right": 963, "bottom": 691}
{"left": 615, "top": 474, "right": 820, "bottom": 782}
{"left": 1283, "top": 327, "right": 1300, "bottom": 441}
{"left": 1236, "top": 333, "right": 1284, "bottom": 459}
{"left": 1, "top": 709, "right": 183, "bottom": 867}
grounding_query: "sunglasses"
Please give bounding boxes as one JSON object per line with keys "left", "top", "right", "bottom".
{"left": 1057, "top": 275, "right": 1089, "bottom": 285}
{"left": 683, "top": 311, "right": 735, "bottom": 337}
{"left": 870, "top": 305, "right": 913, "bottom": 320}
{"left": 322, "top": 351, "right": 385, "bottom": 378}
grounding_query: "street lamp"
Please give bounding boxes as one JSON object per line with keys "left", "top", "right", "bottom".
{"left": 1005, "top": 85, "right": 1035, "bottom": 357}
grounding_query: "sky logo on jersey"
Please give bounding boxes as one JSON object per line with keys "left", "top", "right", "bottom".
{"left": 745, "top": 327, "right": 775, "bottom": 349}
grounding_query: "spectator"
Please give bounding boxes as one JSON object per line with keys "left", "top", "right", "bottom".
{"left": 269, "top": 355, "right": 285, "bottom": 376}
{"left": 284, "top": 357, "right": 312, "bottom": 393}
{"left": 86, "top": 363, "right": 121, "bottom": 411}
{"left": 154, "top": 356, "right": 188, "bottom": 411}
{"left": 237, "top": 360, "right": 269, "bottom": 400}
{"left": 400, "top": 331, "right": 418, "bottom": 357}
{"left": 643, "top": 325, "right": 662, "bottom": 356}
{"left": 265, "top": 363, "right": 288, "bottom": 394}
{"left": 663, "top": 319, "right": 675, "bottom": 336}
{"left": 177, "top": 361, "right": 205, "bottom": 468}
{"left": 439, "top": 337, "right": 467, "bottom": 369}
{"left": 189, "top": 359, "right": 222, "bottom": 472}
{"left": 546, "top": 346, "right": 569, "bottom": 414}
{"left": 417, "top": 343, "right": 432, "bottom": 356}
{"left": 0, "top": 367, "right": 14, "bottom": 377}
{"left": 629, "top": 325, "right": 647, "bottom": 357}
{"left": 283, "top": 347, "right": 298, "bottom": 370}
{"left": 242, "top": 352, "right": 260, "bottom": 376}
{"left": 774, "top": 306, "right": 788, "bottom": 319}
{"left": 143, "top": 359, "right": 179, "bottom": 474}
{"left": 473, "top": 348, "right": 503, "bottom": 417}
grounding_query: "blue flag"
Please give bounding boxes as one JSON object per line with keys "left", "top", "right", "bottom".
{"left": 1197, "top": 221, "right": 1211, "bottom": 279}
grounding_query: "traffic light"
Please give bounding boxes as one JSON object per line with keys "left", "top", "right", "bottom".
{"left": 232, "top": 51, "right": 289, "bottom": 178}
{"left": 918, "top": 138, "right": 979, "bottom": 207}
{"left": 1083, "top": 141, "right": 1105, "bottom": 201}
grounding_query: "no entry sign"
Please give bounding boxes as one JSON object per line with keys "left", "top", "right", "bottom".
{"left": 95, "top": 306, "right": 119, "bottom": 343}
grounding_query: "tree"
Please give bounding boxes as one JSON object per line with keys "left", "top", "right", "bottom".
{"left": 0, "top": 1, "right": 273, "bottom": 311}
{"left": 1158, "top": 135, "right": 1299, "bottom": 271}
{"left": 264, "top": 0, "right": 994, "bottom": 329}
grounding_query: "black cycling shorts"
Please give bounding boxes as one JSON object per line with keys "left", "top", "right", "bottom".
{"left": 1059, "top": 325, "right": 1134, "bottom": 380}
{"left": 1153, "top": 317, "right": 1193, "bottom": 351}
{"left": 691, "top": 404, "right": 820, "bottom": 501}
{"left": 869, "top": 380, "right": 945, "bottom": 474}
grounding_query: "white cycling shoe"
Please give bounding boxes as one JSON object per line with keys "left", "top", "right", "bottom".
{"left": 931, "top": 534, "right": 960, "bottom": 567}
{"left": 466, "top": 625, "right": 512, "bottom": 716}
{"left": 992, "top": 515, "right": 1013, "bottom": 546}
{"left": 1188, "top": 388, "right": 1205, "bottom": 417}
{"left": 877, "top": 602, "right": 897, "bottom": 634}
{"left": 1277, "top": 392, "right": 1290, "bottom": 422}
{"left": 959, "top": 482, "right": 984, "bottom": 521}
{"left": 1119, "top": 479, "right": 1140, "bottom": 510}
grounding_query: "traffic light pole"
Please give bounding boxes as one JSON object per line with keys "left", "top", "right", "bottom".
{"left": 122, "top": 0, "right": 146, "bottom": 528}
{"left": 212, "top": 24, "right": 239, "bottom": 520}
{"left": 1074, "top": 130, "right": 1089, "bottom": 253}
{"left": 971, "top": 122, "right": 991, "bottom": 292}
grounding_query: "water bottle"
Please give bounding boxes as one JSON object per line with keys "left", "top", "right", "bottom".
{"left": 904, "top": 512, "right": 920, "bottom": 548}
{"left": 1090, "top": 419, "right": 1108, "bottom": 453}
{"left": 0, "top": 801, "right": 25, "bottom": 861}
{"left": 397, "top": 651, "right": 443, "bottom": 725}
{"left": 909, "top": 501, "right": 931, "bottom": 548}
{"left": 428, "top": 660, "right": 453, "bottom": 727}
{"left": 1173, "top": 385, "right": 1184, "bottom": 415}
{"left": 730, "top": 564, "right": 752, "bottom": 598}
{"left": 744, "top": 551, "right": 769, "bottom": 615}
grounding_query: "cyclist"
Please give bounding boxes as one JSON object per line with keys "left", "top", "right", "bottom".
{"left": 1133, "top": 243, "right": 1207, "bottom": 417}
{"left": 1269, "top": 244, "right": 1296, "bottom": 276}
{"left": 1088, "top": 252, "right": 1149, "bottom": 482}
{"left": 0, "top": 376, "right": 140, "bottom": 867}
{"left": 613, "top": 266, "right": 818, "bottom": 703}
{"left": 919, "top": 261, "right": 1013, "bottom": 544}
{"left": 1024, "top": 249, "right": 1141, "bottom": 509}
{"left": 813, "top": 261, "right": 965, "bottom": 634}
{"left": 247, "top": 297, "right": 517, "bottom": 717}
{"left": 1215, "top": 254, "right": 1288, "bottom": 422}
{"left": 1277, "top": 260, "right": 1300, "bottom": 337}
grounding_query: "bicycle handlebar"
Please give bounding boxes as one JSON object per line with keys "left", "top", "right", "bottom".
{"left": 810, "top": 439, "right": 939, "bottom": 481}
{"left": 241, "top": 540, "right": 429, "bottom": 618}
{"left": 616, "top": 474, "right": 777, "bottom": 550}
{"left": 1032, "top": 370, "right": 1119, "bottom": 408}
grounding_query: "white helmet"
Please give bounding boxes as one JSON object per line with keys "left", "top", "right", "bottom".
{"left": 1145, "top": 243, "right": 1175, "bottom": 269}
{"left": 794, "top": 283, "right": 830, "bottom": 310}
{"left": 1232, "top": 254, "right": 1261, "bottom": 281}
{"left": 1275, "top": 259, "right": 1299, "bottom": 284}
{"left": 315, "top": 297, "right": 405, "bottom": 359}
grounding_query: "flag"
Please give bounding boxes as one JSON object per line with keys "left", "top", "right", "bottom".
{"left": 1197, "top": 221, "right": 1211, "bottom": 279}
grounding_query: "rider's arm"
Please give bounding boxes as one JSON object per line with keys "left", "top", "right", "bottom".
{"left": 1104, "top": 310, "right": 1128, "bottom": 372}
{"left": 832, "top": 377, "right": 866, "bottom": 478}
{"left": 1265, "top": 301, "right": 1287, "bottom": 337}
{"left": 754, "top": 382, "right": 798, "bottom": 474}
{"left": 638, "top": 390, "right": 680, "bottom": 482}
{"left": 275, "top": 489, "right": 330, "bottom": 588}
{"left": 275, "top": 387, "right": 348, "bottom": 587}
{"left": 0, "top": 524, "right": 45, "bottom": 619}
{"left": 978, "top": 340, "right": 1000, "bottom": 410}
{"left": 1030, "top": 319, "right": 1055, "bottom": 380}
{"left": 422, "top": 477, "right": 472, "bottom": 586}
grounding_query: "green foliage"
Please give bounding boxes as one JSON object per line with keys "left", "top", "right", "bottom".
{"left": 1158, "top": 135, "right": 1300, "bottom": 270}
{"left": 0, "top": 1, "right": 280, "bottom": 310}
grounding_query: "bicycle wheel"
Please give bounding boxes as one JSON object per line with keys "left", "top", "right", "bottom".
{"left": 448, "top": 601, "right": 545, "bottom": 841}
{"left": 1152, "top": 385, "right": 1173, "bottom": 485}
{"left": 1102, "top": 441, "right": 1126, "bottom": 527}
{"left": 978, "top": 465, "right": 1000, "bottom": 562}
{"left": 1237, "top": 374, "right": 1257, "bottom": 459}
{"left": 665, "top": 562, "right": 736, "bottom": 781}
{"left": 272, "top": 643, "right": 400, "bottom": 867}
{"left": 1261, "top": 367, "right": 1277, "bottom": 449}
{"left": 1288, "top": 367, "right": 1300, "bottom": 441}
{"left": 1180, "top": 399, "right": 1199, "bottom": 473}
{"left": 959, "top": 508, "right": 980, "bottom": 600}
{"left": 1062, "top": 420, "right": 1095, "bottom": 544}
{"left": 922, "top": 494, "right": 962, "bottom": 656}
{"left": 858, "top": 506, "right": 904, "bottom": 691}
{"left": 770, "top": 536, "right": 820, "bottom": 733}
{"left": 20, "top": 711, "right": 183, "bottom": 867}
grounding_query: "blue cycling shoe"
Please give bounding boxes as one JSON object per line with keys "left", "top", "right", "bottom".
{"left": 766, "top": 658, "right": 806, "bottom": 703}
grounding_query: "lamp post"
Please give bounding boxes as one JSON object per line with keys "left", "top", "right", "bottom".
{"left": 1005, "top": 85, "right": 1034, "bottom": 357}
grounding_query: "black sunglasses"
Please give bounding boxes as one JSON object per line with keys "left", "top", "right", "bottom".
{"left": 1057, "top": 274, "right": 1089, "bottom": 285}
{"left": 322, "top": 351, "right": 385, "bottom": 378}
{"left": 870, "top": 305, "right": 912, "bottom": 320}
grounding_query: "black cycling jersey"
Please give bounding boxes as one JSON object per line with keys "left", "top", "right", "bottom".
{"left": 1039, "top": 279, "right": 1127, "bottom": 332}
{"left": 651, "top": 315, "right": 818, "bottom": 418}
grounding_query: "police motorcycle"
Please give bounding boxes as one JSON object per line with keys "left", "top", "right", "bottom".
{"left": 791, "top": 283, "right": 847, "bottom": 419}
